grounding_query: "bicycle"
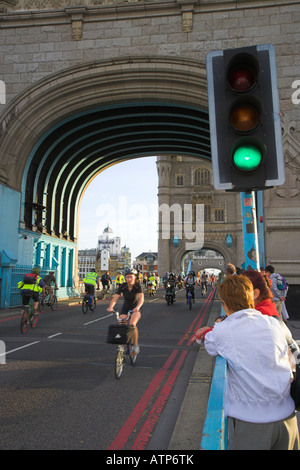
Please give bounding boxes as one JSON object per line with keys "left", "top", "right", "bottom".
{"left": 148, "top": 282, "right": 155, "bottom": 297}
{"left": 101, "top": 285, "right": 110, "bottom": 300}
{"left": 201, "top": 282, "right": 207, "bottom": 297}
{"left": 82, "top": 294, "right": 96, "bottom": 314}
{"left": 39, "top": 288, "right": 58, "bottom": 312}
{"left": 107, "top": 310, "right": 138, "bottom": 379}
{"left": 186, "top": 286, "right": 194, "bottom": 310}
{"left": 20, "top": 299, "right": 39, "bottom": 333}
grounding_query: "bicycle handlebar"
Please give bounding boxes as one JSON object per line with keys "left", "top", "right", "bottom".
{"left": 109, "top": 309, "right": 133, "bottom": 322}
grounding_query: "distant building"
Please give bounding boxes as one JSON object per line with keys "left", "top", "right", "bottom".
{"left": 133, "top": 252, "right": 158, "bottom": 276}
{"left": 78, "top": 248, "right": 96, "bottom": 280}
{"left": 121, "top": 245, "right": 131, "bottom": 268}
{"left": 95, "top": 226, "right": 132, "bottom": 279}
{"left": 97, "top": 225, "right": 121, "bottom": 257}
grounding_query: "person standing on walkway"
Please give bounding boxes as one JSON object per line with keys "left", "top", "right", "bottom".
{"left": 265, "top": 265, "right": 288, "bottom": 318}
{"left": 192, "top": 275, "right": 299, "bottom": 450}
{"left": 225, "top": 263, "right": 236, "bottom": 277}
{"left": 242, "top": 269, "right": 280, "bottom": 318}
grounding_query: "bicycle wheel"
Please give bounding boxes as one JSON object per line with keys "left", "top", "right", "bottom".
{"left": 115, "top": 348, "right": 125, "bottom": 379}
{"left": 90, "top": 297, "right": 96, "bottom": 312}
{"left": 188, "top": 295, "right": 192, "bottom": 310}
{"left": 50, "top": 296, "right": 58, "bottom": 311}
{"left": 30, "top": 312, "right": 39, "bottom": 329}
{"left": 129, "top": 344, "right": 138, "bottom": 366}
{"left": 82, "top": 299, "right": 88, "bottom": 314}
{"left": 20, "top": 310, "right": 29, "bottom": 334}
{"left": 38, "top": 297, "right": 45, "bottom": 313}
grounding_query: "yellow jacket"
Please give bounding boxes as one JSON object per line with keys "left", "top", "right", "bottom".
{"left": 83, "top": 272, "right": 99, "bottom": 286}
{"left": 18, "top": 276, "right": 43, "bottom": 294}
{"left": 116, "top": 274, "right": 125, "bottom": 284}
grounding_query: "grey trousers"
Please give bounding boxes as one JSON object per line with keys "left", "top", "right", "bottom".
{"left": 227, "top": 412, "right": 299, "bottom": 450}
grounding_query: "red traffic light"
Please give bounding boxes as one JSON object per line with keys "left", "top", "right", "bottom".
{"left": 227, "top": 67, "right": 256, "bottom": 92}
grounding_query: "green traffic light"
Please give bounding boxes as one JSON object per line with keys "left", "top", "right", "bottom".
{"left": 232, "top": 144, "right": 262, "bottom": 171}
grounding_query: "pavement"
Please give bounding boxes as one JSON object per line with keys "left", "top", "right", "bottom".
{"left": 168, "top": 299, "right": 220, "bottom": 450}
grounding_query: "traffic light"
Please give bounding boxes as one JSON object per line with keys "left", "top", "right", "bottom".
{"left": 206, "top": 44, "right": 285, "bottom": 191}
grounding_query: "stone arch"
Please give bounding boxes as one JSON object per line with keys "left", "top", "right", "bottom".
{"left": 0, "top": 57, "right": 208, "bottom": 191}
{"left": 173, "top": 241, "right": 234, "bottom": 274}
{"left": 0, "top": 57, "right": 212, "bottom": 246}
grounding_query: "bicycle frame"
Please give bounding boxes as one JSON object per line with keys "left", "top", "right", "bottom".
{"left": 82, "top": 294, "right": 96, "bottom": 313}
{"left": 165, "top": 284, "right": 174, "bottom": 306}
{"left": 111, "top": 310, "right": 137, "bottom": 378}
{"left": 20, "top": 299, "right": 38, "bottom": 333}
{"left": 201, "top": 283, "right": 207, "bottom": 297}
{"left": 41, "top": 290, "right": 58, "bottom": 311}
{"left": 187, "top": 286, "right": 193, "bottom": 310}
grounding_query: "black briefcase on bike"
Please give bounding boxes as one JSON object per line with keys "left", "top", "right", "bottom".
{"left": 106, "top": 324, "right": 135, "bottom": 344}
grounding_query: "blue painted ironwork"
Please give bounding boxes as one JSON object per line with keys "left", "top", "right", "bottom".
{"left": 200, "top": 356, "right": 228, "bottom": 450}
{"left": 240, "top": 191, "right": 260, "bottom": 271}
{"left": 256, "top": 191, "right": 265, "bottom": 268}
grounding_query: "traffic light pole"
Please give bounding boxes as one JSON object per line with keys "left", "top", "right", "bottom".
{"left": 240, "top": 191, "right": 260, "bottom": 271}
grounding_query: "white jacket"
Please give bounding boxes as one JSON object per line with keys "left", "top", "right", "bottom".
{"left": 204, "top": 308, "right": 295, "bottom": 423}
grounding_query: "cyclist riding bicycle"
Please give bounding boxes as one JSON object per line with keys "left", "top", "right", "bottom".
{"left": 116, "top": 271, "right": 125, "bottom": 286}
{"left": 43, "top": 270, "right": 58, "bottom": 303}
{"left": 101, "top": 271, "right": 112, "bottom": 292}
{"left": 200, "top": 270, "right": 208, "bottom": 292}
{"left": 83, "top": 269, "right": 100, "bottom": 305}
{"left": 164, "top": 272, "right": 177, "bottom": 302}
{"left": 107, "top": 267, "right": 144, "bottom": 354}
{"left": 18, "top": 267, "right": 46, "bottom": 319}
{"left": 148, "top": 272, "right": 157, "bottom": 292}
{"left": 184, "top": 271, "right": 198, "bottom": 303}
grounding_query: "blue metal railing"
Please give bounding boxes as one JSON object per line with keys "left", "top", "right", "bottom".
{"left": 200, "top": 356, "right": 228, "bottom": 450}
{"left": 10, "top": 264, "right": 50, "bottom": 307}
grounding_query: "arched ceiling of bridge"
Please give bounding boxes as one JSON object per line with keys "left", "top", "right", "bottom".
{"left": 23, "top": 102, "right": 211, "bottom": 241}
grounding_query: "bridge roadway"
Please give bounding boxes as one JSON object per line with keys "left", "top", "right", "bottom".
{"left": 0, "top": 286, "right": 299, "bottom": 451}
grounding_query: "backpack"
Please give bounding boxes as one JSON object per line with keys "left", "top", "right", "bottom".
{"left": 277, "top": 275, "right": 287, "bottom": 291}
{"left": 23, "top": 273, "right": 38, "bottom": 284}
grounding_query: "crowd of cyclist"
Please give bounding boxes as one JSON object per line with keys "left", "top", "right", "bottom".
{"left": 18, "top": 264, "right": 217, "bottom": 353}
{"left": 18, "top": 267, "right": 59, "bottom": 323}
{"left": 162, "top": 270, "right": 217, "bottom": 304}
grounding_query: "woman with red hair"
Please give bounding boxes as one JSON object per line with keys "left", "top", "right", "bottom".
{"left": 242, "top": 269, "right": 280, "bottom": 318}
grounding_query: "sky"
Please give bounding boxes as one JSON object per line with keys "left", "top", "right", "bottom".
{"left": 78, "top": 156, "right": 158, "bottom": 261}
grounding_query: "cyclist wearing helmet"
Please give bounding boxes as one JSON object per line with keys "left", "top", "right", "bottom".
{"left": 164, "top": 272, "right": 177, "bottom": 302}
{"left": 107, "top": 267, "right": 144, "bottom": 353}
{"left": 184, "top": 271, "right": 198, "bottom": 302}
{"left": 18, "top": 267, "right": 46, "bottom": 319}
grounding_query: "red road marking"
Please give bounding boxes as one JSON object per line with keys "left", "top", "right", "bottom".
{"left": 107, "top": 349, "right": 179, "bottom": 450}
{"left": 0, "top": 315, "right": 21, "bottom": 323}
{"left": 131, "top": 349, "right": 188, "bottom": 450}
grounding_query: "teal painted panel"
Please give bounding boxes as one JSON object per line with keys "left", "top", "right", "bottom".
{"left": 200, "top": 356, "right": 228, "bottom": 450}
{"left": 0, "top": 184, "right": 20, "bottom": 261}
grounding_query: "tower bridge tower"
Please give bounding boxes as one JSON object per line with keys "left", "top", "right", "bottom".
{"left": 157, "top": 155, "right": 242, "bottom": 276}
